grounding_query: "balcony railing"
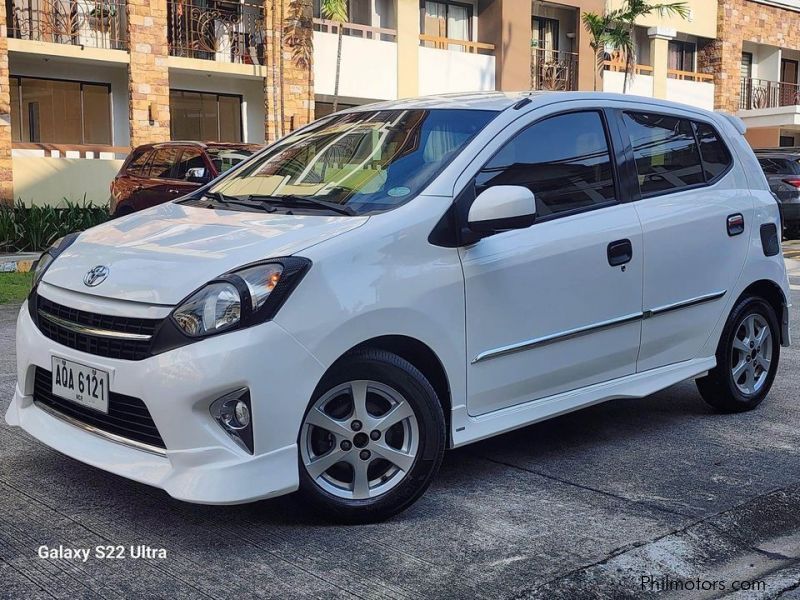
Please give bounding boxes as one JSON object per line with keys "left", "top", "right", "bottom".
{"left": 168, "top": 0, "right": 266, "bottom": 64}
{"left": 313, "top": 17, "right": 396, "bottom": 42}
{"left": 419, "top": 34, "right": 495, "bottom": 55}
{"left": 740, "top": 77, "right": 800, "bottom": 110}
{"left": 667, "top": 69, "right": 713, "bottom": 83}
{"left": 532, "top": 48, "right": 578, "bottom": 91}
{"left": 603, "top": 60, "right": 654, "bottom": 76}
{"left": 5, "top": 0, "right": 127, "bottom": 50}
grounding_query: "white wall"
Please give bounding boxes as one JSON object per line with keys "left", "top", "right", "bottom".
{"left": 743, "top": 42, "right": 781, "bottom": 82}
{"left": 9, "top": 55, "right": 130, "bottom": 147}
{"left": 313, "top": 32, "right": 398, "bottom": 101}
{"left": 169, "top": 71, "right": 266, "bottom": 144}
{"left": 602, "top": 70, "right": 654, "bottom": 98}
{"left": 417, "top": 47, "right": 495, "bottom": 95}
{"left": 666, "top": 78, "right": 715, "bottom": 110}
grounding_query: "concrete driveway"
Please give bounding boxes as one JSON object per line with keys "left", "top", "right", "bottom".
{"left": 1, "top": 245, "right": 800, "bottom": 599}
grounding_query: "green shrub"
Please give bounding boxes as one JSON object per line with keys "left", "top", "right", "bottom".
{"left": 0, "top": 198, "right": 110, "bottom": 253}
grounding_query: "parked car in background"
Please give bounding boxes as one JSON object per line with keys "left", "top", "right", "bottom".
{"left": 754, "top": 148, "right": 800, "bottom": 238}
{"left": 110, "top": 142, "right": 262, "bottom": 217}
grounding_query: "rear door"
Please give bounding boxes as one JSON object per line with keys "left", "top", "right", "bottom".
{"left": 616, "top": 109, "right": 751, "bottom": 372}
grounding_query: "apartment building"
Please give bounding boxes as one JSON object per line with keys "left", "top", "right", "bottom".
{"left": 704, "top": 0, "right": 800, "bottom": 148}
{"left": 602, "top": 0, "right": 716, "bottom": 110}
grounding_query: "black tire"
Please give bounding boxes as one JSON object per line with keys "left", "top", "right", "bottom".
{"left": 298, "top": 349, "right": 445, "bottom": 523}
{"left": 696, "top": 296, "right": 781, "bottom": 413}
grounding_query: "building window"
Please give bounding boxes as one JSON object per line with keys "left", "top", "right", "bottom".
{"left": 10, "top": 76, "right": 112, "bottom": 145}
{"left": 668, "top": 40, "right": 696, "bottom": 73}
{"left": 170, "top": 90, "right": 243, "bottom": 142}
{"left": 532, "top": 16, "right": 559, "bottom": 51}
{"left": 422, "top": 1, "right": 472, "bottom": 44}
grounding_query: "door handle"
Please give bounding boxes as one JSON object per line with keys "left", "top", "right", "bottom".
{"left": 607, "top": 239, "right": 633, "bottom": 267}
{"left": 727, "top": 213, "right": 745, "bottom": 236}
{"left": 168, "top": 189, "right": 182, "bottom": 195}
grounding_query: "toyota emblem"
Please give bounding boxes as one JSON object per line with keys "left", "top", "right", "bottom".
{"left": 83, "top": 265, "right": 109, "bottom": 287}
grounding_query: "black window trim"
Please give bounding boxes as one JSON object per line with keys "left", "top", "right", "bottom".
{"left": 614, "top": 108, "right": 735, "bottom": 202}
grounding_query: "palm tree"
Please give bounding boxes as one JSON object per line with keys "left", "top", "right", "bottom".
{"left": 321, "top": 0, "right": 348, "bottom": 112}
{"left": 615, "top": 0, "right": 689, "bottom": 93}
{"left": 581, "top": 12, "right": 613, "bottom": 92}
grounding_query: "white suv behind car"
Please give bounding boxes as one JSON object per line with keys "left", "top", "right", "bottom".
{"left": 6, "top": 92, "right": 792, "bottom": 522}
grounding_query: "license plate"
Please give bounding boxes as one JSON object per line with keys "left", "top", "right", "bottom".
{"left": 51, "top": 357, "right": 110, "bottom": 414}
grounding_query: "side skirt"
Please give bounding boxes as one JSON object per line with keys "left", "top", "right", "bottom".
{"left": 450, "top": 356, "right": 716, "bottom": 448}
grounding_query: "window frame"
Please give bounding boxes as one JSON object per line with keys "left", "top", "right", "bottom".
{"left": 472, "top": 108, "right": 624, "bottom": 226}
{"left": 10, "top": 75, "right": 113, "bottom": 145}
{"left": 421, "top": 0, "right": 474, "bottom": 41}
{"left": 169, "top": 88, "right": 245, "bottom": 143}
{"left": 614, "top": 109, "right": 734, "bottom": 202}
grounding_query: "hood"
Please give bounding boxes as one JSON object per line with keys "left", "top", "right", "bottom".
{"left": 42, "top": 202, "right": 368, "bottom": 305}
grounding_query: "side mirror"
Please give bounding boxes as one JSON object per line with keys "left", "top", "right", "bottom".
{"left": 467, "top": 185, "right": 536, "bottom": 234}
{"left": 185, "top": 167, "right": 211, "bottom": 184}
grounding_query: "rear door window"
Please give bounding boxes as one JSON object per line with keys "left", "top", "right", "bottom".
{"left": 147, "top": 147, "right": 181, "bottom": 179}
{"left": 623, "top": 112, "right": 705, "bottom": 197}
{"left": 175, "top": 148, "right": 206, "bottom": 179}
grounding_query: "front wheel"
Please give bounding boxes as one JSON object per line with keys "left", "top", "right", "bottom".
{"left": 696, "top": 296, "right": 781, "bottom": 413}
{"left": 298, "top": 349, "right": 445, "bottom": 523}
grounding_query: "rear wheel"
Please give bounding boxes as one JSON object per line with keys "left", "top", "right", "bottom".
{"left": 696, "top": 296, "right": 780, "bottom": 413}
{"left": 298, "top": 349, "right": 445, "bottom": 523}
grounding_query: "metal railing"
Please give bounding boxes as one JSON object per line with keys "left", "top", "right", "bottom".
{"left": 419, "top": 34, "right": 495, "bottom": 55}
{"left": 313, "top": 17, "right": 396, "bottom": 42}
{"left": 532, "top": 48, "right": 578, "bottom": 91}
{"left": 740, "top": 77, "right": 800, "bottom": 110}
{"left": 5, "top": 0, "right": 127, "bottom": 49}
{"left": 168, "top": 0, "right": 267, "bottom": 64}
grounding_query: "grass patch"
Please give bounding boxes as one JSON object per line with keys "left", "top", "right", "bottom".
{"left": 0, "top": 272, "right": 33, "bottom": 304}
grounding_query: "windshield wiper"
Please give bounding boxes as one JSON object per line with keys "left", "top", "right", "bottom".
{"left": 203, "top": 191, "right": 277, "bottom": 213}
{"left": 246, "top": 194, "right": 356, "bottom": 216}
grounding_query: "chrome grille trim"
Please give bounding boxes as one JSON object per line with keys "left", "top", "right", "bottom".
{"left": 38, "top": 309, "right": 153, "bottom": 341}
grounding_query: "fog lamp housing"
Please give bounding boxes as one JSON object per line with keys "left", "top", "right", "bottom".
{"left": 210, "top": 388, "right": 254, "bottom": 454}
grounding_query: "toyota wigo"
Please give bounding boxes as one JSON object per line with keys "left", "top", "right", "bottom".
{"left": 7, "top": 93, "right": 792, "bottom": 523}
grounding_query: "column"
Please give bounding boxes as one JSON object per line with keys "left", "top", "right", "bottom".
{"left": 0, "top": 1, "right": 13, "bottom": 204}
{"left": 698, "top": 0, "right": 743, "bottom": 113}
{"left": 396, "top": 0, "right": 419, "bottom": 98}
{"left": 479, "top": 0, "right": 532, "bottom": 92}
{"left": 265, "top": 0, "right": 314, "bottom": 143}
{"left": 126, "top": 0, "right": 171, "bottom": 147}
{"left": 647, "top": 27, "right": 676, "bottom": 100}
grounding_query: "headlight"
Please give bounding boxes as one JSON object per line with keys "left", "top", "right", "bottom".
{"left": 168, "top": 258, "right": 310, "bottom": 340}
{"left": 32, "top": 233, "right": 80, "bottom": 287}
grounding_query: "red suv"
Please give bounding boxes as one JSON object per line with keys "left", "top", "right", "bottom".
{"left": 110, "top": 142, "right": 262, "bottom": 217}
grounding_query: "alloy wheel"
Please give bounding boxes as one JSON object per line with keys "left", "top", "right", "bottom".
{"left": 730, "top": 313, "right": 773, "bottom": 396}
{"left": 300, "top": 380, "right": 419, "bottom": 500}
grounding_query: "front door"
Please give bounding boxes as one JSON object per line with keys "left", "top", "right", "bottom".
{"left": 781, "top": 59, "right": 799, "bottom": 106}
{"left": 461, "top": 109, "right": 644, "bottom": 416}
{"left": 617, "top": 110, "right": 751, "bottom": 372}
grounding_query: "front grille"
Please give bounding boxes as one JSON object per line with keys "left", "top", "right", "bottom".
{"left": 35, "top": 296, "right": 161, "bottom": 361}
{"left": 34, "top": 368, "right": 166, "bottom": 450}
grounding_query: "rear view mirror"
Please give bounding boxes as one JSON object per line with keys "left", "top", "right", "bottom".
{"left": 467, "top": 186, "right": 536, "bottom": 234}
{"left": 185, "top": 167, "right": 211, "bottom": 184}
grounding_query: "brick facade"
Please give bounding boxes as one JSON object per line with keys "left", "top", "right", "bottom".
{"left": 0, "top": 1, "right": 13, "bottom": 204}
{"left": 126, "top": 0, "right": 171, "bottom": 146}
{"left": 702, "top": 0, "right": 800, "bottom": 113}
{"left": 264, "top": 0, "right": 314, "bottom": 142}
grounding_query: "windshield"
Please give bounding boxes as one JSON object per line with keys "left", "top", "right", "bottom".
{"left": 208, "top": 109, "right": 496, "bottom": 214}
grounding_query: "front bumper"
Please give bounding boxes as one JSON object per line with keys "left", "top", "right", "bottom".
{"left": 6, "top": 301, "right": 325, "bottom": 504}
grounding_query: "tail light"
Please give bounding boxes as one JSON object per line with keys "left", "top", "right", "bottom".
{"left": 782, "top": 177, "right": 800, "bottom": 189}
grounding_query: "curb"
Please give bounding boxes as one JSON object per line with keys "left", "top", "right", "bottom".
{"left": 0, "top": 253, "right": 40, "bottom": 274}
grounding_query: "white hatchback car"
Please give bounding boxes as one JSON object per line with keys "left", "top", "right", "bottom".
{"left": 7, "top": 92, "right": 792, "bottom": 522}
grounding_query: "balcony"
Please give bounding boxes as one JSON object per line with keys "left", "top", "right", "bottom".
{"left": 5, "top": 0, "right": 127, "bottom": 50}
{"left": 168, "top": 0, "right": 266, "bottom": 64}
{"left": 740, "top": 77, "right": 800, "bottom": 110}
{"left": 531, "top": 48, "right": 578, "bottom": 91}
{"left": 418, "top": 35, "right": 495, "bottom": 95}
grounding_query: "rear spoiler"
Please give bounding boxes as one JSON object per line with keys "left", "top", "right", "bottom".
{"left": 719, "top": 112, "right": 747, "bottom": 135}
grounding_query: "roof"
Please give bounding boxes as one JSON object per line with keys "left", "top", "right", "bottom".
{"left": 341, "top": 91, "right": 723, "bottom": 117}
{"left": 754, "top": 147, "right": 800, "bottom": 155}
{"left": 138, "top": 141, "right": 263, "bottom": 151}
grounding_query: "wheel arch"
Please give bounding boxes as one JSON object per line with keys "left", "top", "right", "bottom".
{"left": 330, "top": 335, "right": 454, "bottom": 446}
{"left": 736, "top": 279, "right": 789, "bottom": 345}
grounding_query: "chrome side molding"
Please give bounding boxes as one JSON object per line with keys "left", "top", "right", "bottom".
{"left": 38, "top": 309, "right": 153, "bottom": 341}
{"left": 472, "top": 290, "right": 727, "bottom": 364}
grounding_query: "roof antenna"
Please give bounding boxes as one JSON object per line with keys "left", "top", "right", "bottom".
{"left": 512, "top": 97, "right": 532, "bottom": 110}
